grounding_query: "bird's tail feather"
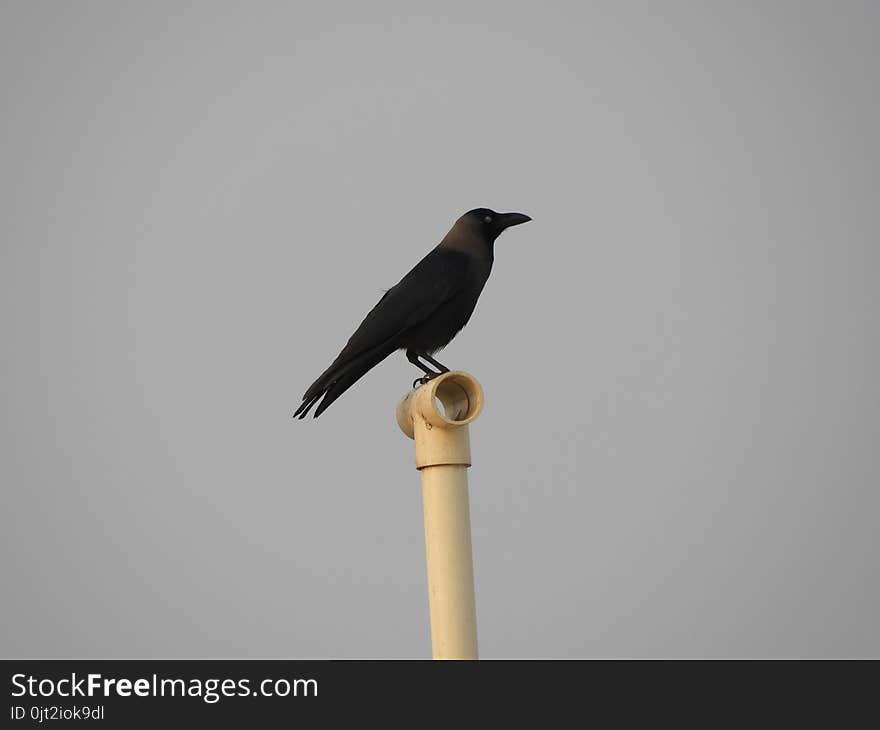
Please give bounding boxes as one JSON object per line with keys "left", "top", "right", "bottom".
{"left": 294, "top": 340, "right": 398, "bottom": 419}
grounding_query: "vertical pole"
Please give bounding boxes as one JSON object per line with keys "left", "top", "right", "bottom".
{"left": 397, "top": 371, "right": 484, "bottom": 660}
{"left": 421, "top": 465, "right": 477, "bottom": 659}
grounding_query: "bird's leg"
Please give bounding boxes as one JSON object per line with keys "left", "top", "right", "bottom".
{"left": 407, "top": 349, "right": 441, "bottom": 388}
{"left": 406, "top": 349, "right": 440, "bottom": 376}
{"left": 419, "top": 352, "right": 450, "bottom": 373}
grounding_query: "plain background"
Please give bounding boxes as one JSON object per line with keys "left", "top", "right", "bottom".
{"left": 2, "top": 1, "right": 878, "bottom": 658}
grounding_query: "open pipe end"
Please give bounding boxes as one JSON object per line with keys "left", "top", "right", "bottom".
{"left": 397, "top": 371, "right": 484, "bottom": 438}
{"left": 423, "top": 371, "right": 484, "bottom": 427}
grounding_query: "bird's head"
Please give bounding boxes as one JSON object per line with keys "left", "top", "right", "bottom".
{"left": 466, "top": 208, "right": 532, "bottom": 242}
{"left": 443, "top": 208, "right": 532, "bottom": 249}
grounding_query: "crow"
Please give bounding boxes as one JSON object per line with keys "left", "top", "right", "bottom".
{"left": 293, "top": 208, "right": 531, "bottom": 418}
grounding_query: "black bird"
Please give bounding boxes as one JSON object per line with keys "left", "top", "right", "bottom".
{"left": 293, "top": 208, "right": 531, "bottom": 419}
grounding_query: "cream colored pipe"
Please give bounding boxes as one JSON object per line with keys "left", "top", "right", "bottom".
{"left": 397, "top": 371, "right": 484, "bottom": 660}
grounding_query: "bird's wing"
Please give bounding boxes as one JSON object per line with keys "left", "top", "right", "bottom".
{"left": 294, "top": 247, "right": 468, "bottom": 416}
{"left": 333, "top": 247, "right": 468, "bottom": 364}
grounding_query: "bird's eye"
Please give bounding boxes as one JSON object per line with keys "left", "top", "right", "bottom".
{"left": 483, "top": 215, "right": 493, "bottom": 224}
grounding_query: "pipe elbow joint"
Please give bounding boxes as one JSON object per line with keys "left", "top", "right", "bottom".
{"left": 397, "top": 371, "right": 484, "bottom": 469}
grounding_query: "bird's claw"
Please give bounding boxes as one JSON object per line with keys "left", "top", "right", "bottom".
{"left": 412, "top": 374, "right": 435, "bottom": 389}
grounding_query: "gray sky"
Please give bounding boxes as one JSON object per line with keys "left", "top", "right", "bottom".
{"left": 2, "top": 1, "right": 878, "bottom": 658}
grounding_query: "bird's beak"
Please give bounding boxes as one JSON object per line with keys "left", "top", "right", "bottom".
{"left": 498, "top": 212, "right": 532, "bottom": 229}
